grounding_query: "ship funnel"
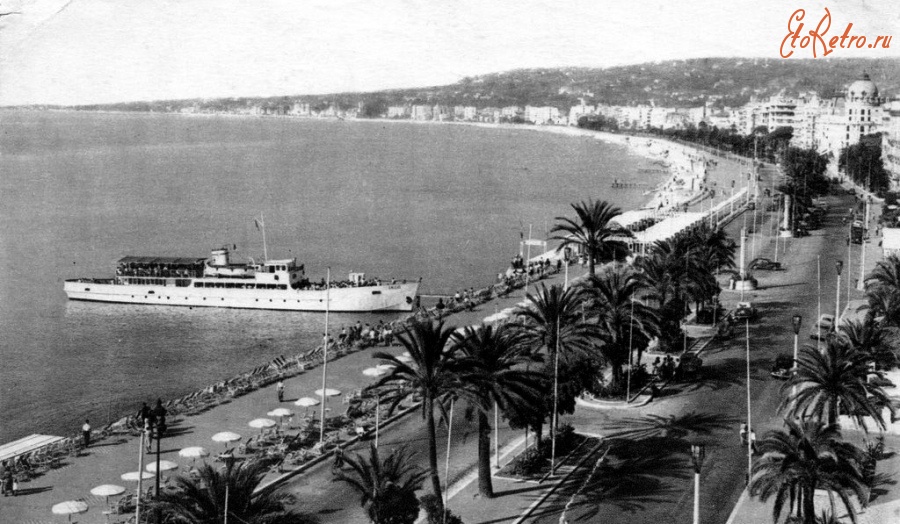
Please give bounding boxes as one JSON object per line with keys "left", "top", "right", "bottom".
{"left": 210, "top": 248, "right": 229, "bottom": 266}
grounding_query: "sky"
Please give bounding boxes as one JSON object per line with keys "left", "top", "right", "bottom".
{"left": 0, "top": 0, "right": 898, "bottom": 106}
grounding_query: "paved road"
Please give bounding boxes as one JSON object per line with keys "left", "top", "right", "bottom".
{"left": 529, "top": 178, "right": 859, "bottom": 523}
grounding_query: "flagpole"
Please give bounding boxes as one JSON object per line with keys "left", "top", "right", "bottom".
{"left": 319, "top": 267, "right": 331, "bottom": 445}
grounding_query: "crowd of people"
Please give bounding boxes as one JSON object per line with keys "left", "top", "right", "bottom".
{"left": 335, "top": 320, "right": 397, "bottom": 348}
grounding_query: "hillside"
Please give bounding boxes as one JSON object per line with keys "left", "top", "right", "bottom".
{"left": 50, "top": 57, "right": 900, "bottom": 113}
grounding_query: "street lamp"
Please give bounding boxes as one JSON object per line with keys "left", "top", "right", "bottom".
{"left": 835, "top": 261, "right": 843, "bottom": 324}
{"left": 791, "top": 315, "right": 802, "bottom": 397}
{"left": 222, "top": 452, "right": 236, "bottom": 524}
{"left": 691, "top": 444, "right": 706, "bottom": 524}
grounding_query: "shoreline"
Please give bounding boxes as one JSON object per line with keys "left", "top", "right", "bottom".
{"left": 2, "top": 110, "right": 745, "bottom": 448}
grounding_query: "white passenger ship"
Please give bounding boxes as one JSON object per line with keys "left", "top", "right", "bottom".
{"left": 64, "top": 247, "right": 419, "bottom": 312}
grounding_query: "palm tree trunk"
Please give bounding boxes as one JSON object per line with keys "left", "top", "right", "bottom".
{"left": 589, "top": 254, "right": 596, "bottom": 276}
{"left": 803, "top": 484, "right": 816, "bottom": 524}
{"left": 477, "top": 411, "right": 494, "bottom": 498}
{"left": 425, "top": 395, "right": 443, "bottom": 508}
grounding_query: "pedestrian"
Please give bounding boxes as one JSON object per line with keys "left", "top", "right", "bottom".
{"left": 277, "top": 380, "right": 285, "bottom": 402}
{"left": 740, "top": 423, "right": 748, "bottom": 445}
{"left": 82, "top": 419, "right": 91, "bottom": 448}
{"left": 2, "top": 461, "right": 14, "bottom": 496}
{"left": 750, "top": 430, "right": 757, "bottom": 453}
{"left": 152, "top": 399, "right": 167, "bottom": 431}
{"left": 436, "top": 298, "right": 445, "bottom": 312}
{"left": 137, "top": 402, "right": 152, "bottom": 428}
{"left": 0, "top": 461, "right": 7, "bottom": 496}
{"left": 145, "top": 419, "right": 153, "bottom": 453}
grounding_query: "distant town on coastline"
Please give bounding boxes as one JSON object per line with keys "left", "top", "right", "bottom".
{"left": 13, "top": 56, "right": 900, "bottom": 190}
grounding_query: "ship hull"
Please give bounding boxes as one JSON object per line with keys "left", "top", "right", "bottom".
{"left": 64, "top": 279, "right": 419, "bottom": 312}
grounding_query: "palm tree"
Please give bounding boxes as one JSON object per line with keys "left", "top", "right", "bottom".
{"left": 515, "top": 283, "right": 602, "bottom": 443}
{"left": 782, "top": 337, "right": 894, "bottom": 431}
{"left": 867, "top": 255, "right": 900, "bottom": 291}
{"left": 372, "top": 320, "right": 459, "bottom": 510}
{"left": 333, "top": 443, "right": 427, "bottom": 524}
{"left": 154, "top": 459, "right": 318, "bottom": 524}
{"left": 452, "top": 323, "right": 545, "bottom": 498}
{"left": 581, "top": 265, "right": 659, "bottom": 390}
{"left": 551, "top": 199, "right": 630, "bottom": 276}
{"left": 684, "top": 222, "right": 736, "bottom": 273}
{"left": 750, "top": 420, "right": 868, "bottom": 524}
{"left": 865, "top": 284, "right": 900, "bottom": 327}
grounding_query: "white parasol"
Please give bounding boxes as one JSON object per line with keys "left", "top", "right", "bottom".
{"left": 120, "top": 471, "right": 154, "bottom": 481}
{"left": 248, "top": 418, "right": 276, "bottom": 429}
{"left": 268, "top": 408, "right": 293, "bottom": 418}
{"left": 363, "top": 366, "right": 388, "bottom": 378}
{"left": 145, "top": 460, "right": 179, "bottom": 473}
{"left": 211, "top": 431, "right": 242, "bottom": 444}
{"left": 178, "top": 446, "right": 210, "bottom": 459}
{"left": 314, "top": 388, "right": 341, "bottom": 397}
{"left": 294, "top": 397, "right": 320, "bottom": 407}
{"left": 52, "top": 500, "right": 88, "bottom": 522}
{"left": 90, "top": 484, "right": 125, "bottom": 497}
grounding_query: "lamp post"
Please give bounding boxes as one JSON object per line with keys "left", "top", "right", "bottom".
{"left": 222, "top": 452, "right": 235, "bottom": 524}
{"left": 691, "top": 444, "right": 706, "bottom": 524}
{"left": 791, "top": 315, "right": 802, "bottom": 397}
{"left": 835, "top": 261, "right": 843, "bottom": 325}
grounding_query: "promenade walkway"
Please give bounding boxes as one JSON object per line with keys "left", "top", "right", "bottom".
{"left": 0, "top": 145, "right": 755, "bottom": 524}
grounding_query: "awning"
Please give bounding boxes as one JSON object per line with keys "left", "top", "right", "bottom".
{"left": 0, "top": 434, "right": 65, "bottom": 462}
{"left": 117, "top": 256, "right": 207, "bottom": 266}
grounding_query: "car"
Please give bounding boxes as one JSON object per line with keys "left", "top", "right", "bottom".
{"left": 809, "top": 314, "right": 835, "bottom": 340}
{"left": 677, "top": 353, "right": 703, "bottom": 380}
{"left": 770, "top": 354, "right": 794, "bottom": 380}
{"left": 749, "top": 257, "right": 782, "bottom": 271}
{"left": 733, "top": 301, "right": 757, "bottom": 321}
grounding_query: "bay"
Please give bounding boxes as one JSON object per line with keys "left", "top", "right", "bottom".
{"left": 0, "top": 111, "right": 660, "bottom": 442}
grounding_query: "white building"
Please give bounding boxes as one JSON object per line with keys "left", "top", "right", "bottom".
{"left": 882, "top": 101, "right": 900, "bottom": 188}
{"left": 524, "top": 106, "right": 560, "bottom": 125}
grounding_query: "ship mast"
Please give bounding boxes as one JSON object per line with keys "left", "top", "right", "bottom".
{"left": 256, "top": 213, "right": 268, "bottom": 262}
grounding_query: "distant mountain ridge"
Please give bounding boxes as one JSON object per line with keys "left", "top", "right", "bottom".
{"left": 27, "top": 57, "right": 900, "bottom": 112}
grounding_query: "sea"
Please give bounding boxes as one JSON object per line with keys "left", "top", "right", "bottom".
{"left": 0, "top": 111, "right": 663, "bottom": 443}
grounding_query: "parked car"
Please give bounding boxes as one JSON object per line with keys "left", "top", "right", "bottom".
{"left": 809, "top": 314, "right": 835, "bottom": 340}
{"left": 677, "top": 353, "right": 703, "bottom": 380}
{"left": 749, "top": 257, "right": 782, "bottom": 271}
{"left": 733, "top": 302, "right": 757, "bottom": 321}
{"left": 770, "top": 354, "right": 794, "bottom": 380}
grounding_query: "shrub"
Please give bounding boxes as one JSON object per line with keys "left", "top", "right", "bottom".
{"left": 420, "top": 494, "right": 464, "bottom": 524}
{"left": 510, "top": 446, "right": 547, "bottom": 477}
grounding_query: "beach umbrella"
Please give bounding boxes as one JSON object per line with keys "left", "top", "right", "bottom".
{"left": 178, "top": 446, "right": 209, "bottom": 460}
{"left": 120, "top": 471, "right": 154, "bottom": 481}
{"left": 145, "top": 460, "right": 178, "bottom": 473}
{"left": 211, "top": 431, "right": 242, "bottom": 450}
{"left": 363, "top": 366, "right": 388, "bottom": 378}
{"left": 248, "top": 418, "right": 276, "bottom": 437}
{"left": 248, "top": 418, "right": 276, "bottom": 429}
{"left": 268, "top": 407, "right": 293, "bottom": 418}
{"left": 52, "top": 500, "right": 88, "bottom": 522}
{"left": 295, "top": 397, "right": 319, "bottom": 407}
{"left": 267, "top": 408, "right": 294, "bottom": 430}
{"left": 294, "top": 396, "right": 320, "bottom": 418}
{"left": 90, "top": 484, "right": 125, "bottom": 518}
{"left": 314, "top": 388, "right": 341, "bottom": 397}
{"left": 90, "top": 484, "right": 125, "bottom": 498}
